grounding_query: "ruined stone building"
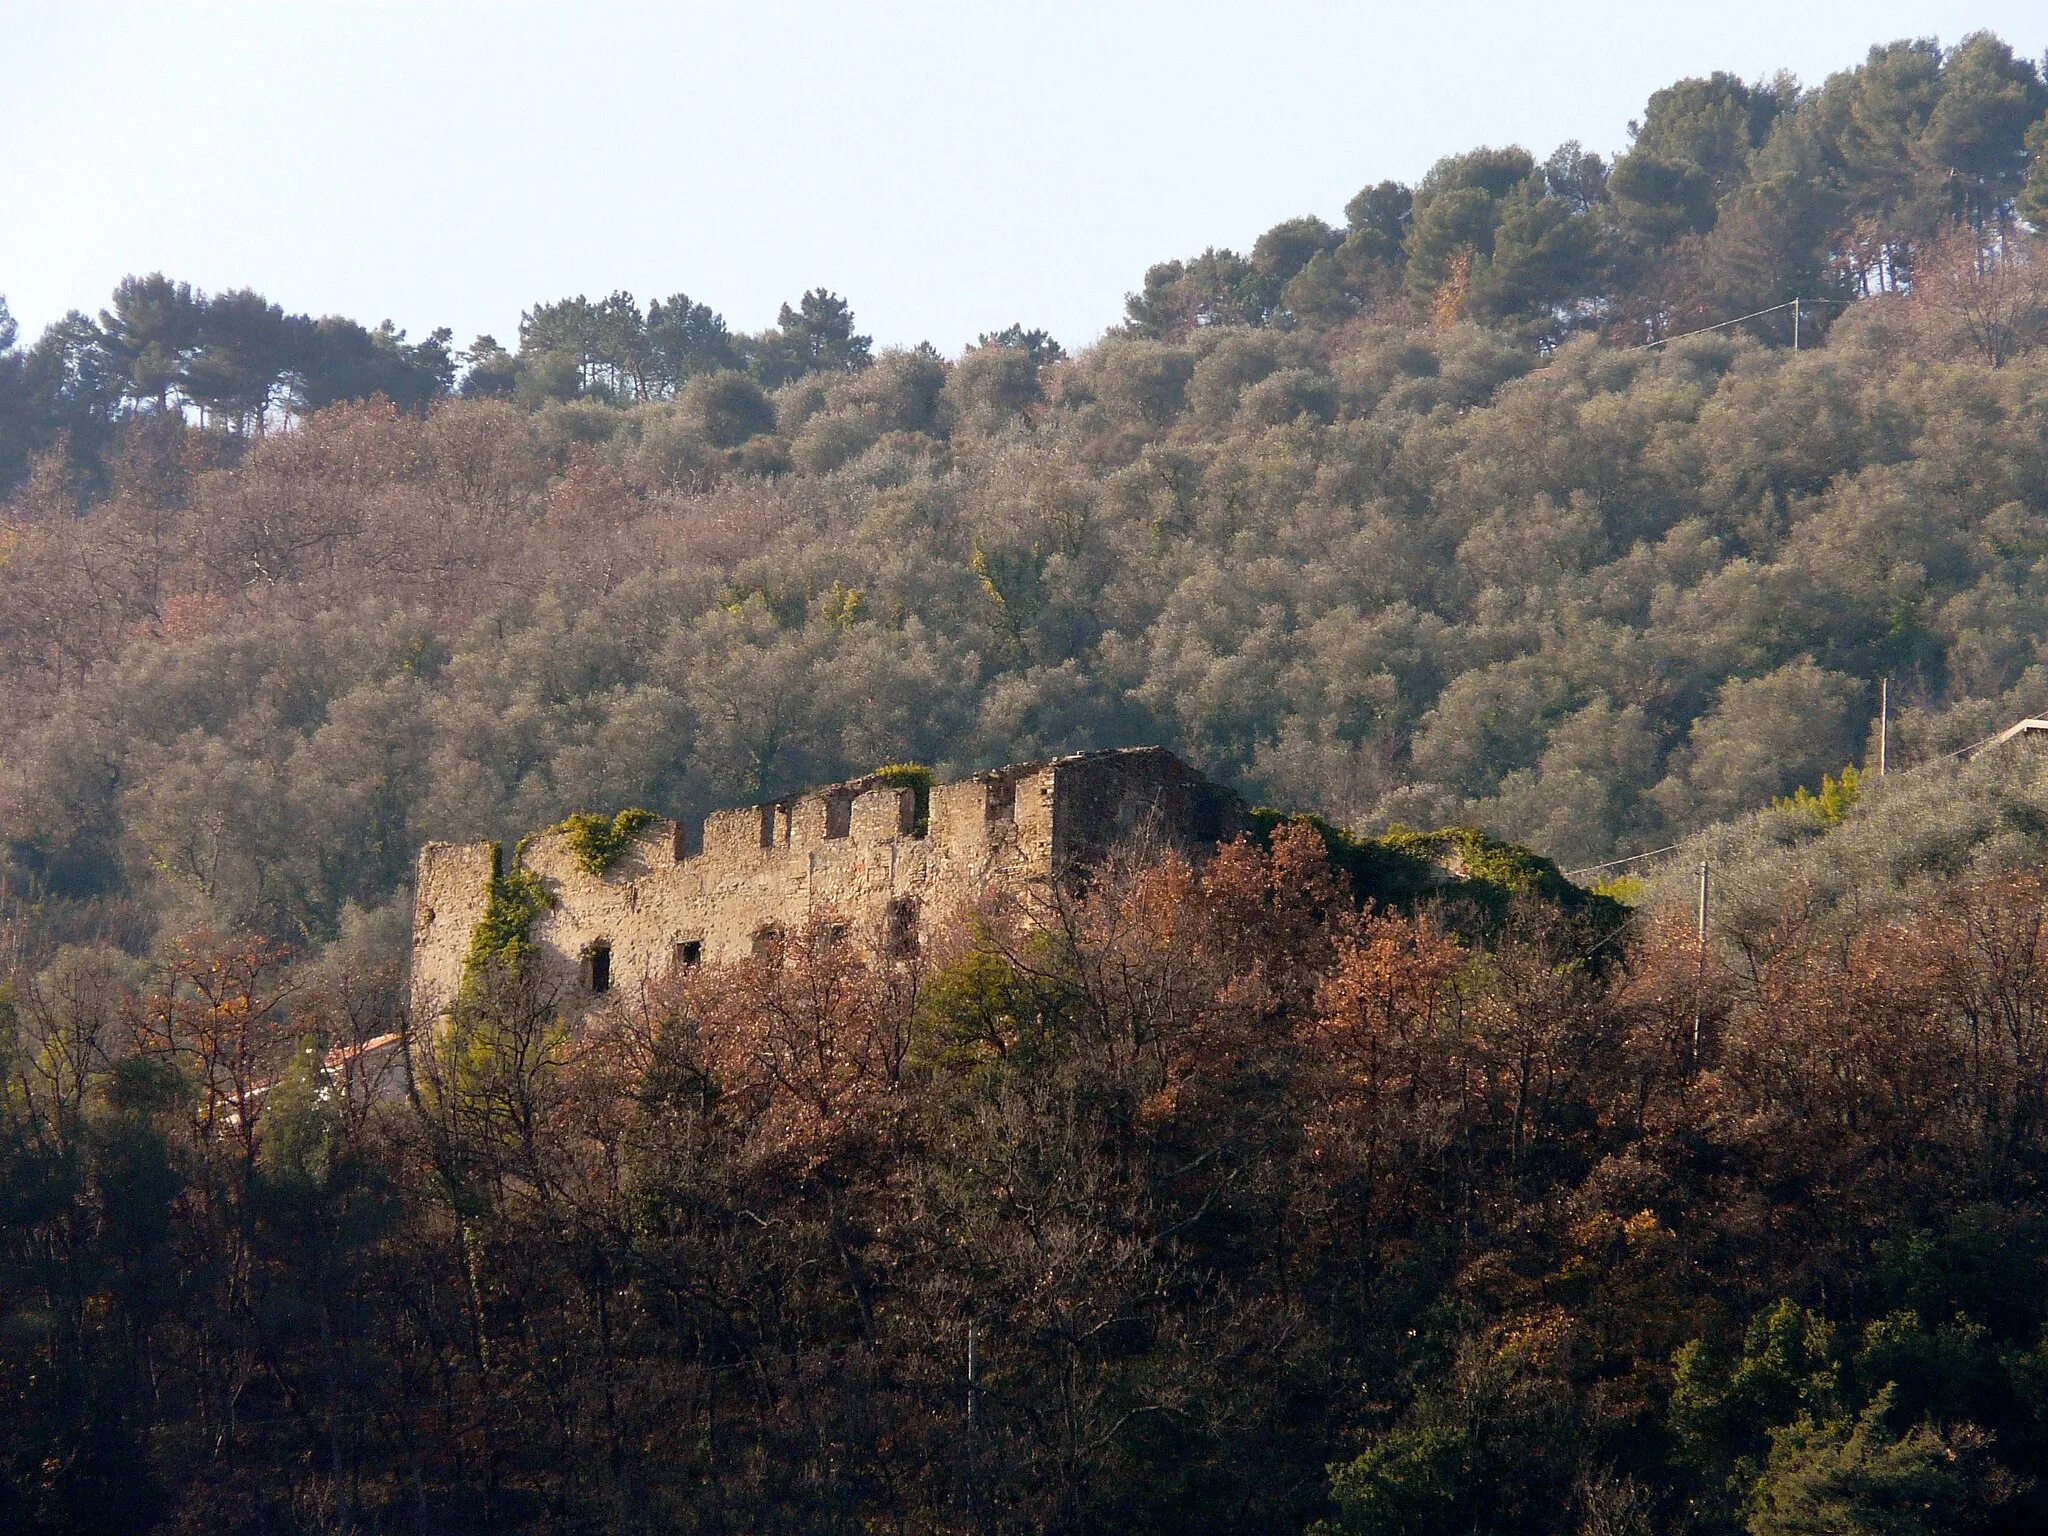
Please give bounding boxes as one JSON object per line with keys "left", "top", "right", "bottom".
{"left": 409, "top": 747, "right": 1245, "bottom": 1020}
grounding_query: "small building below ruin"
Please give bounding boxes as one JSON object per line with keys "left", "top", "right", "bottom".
{"left": 1972, "top": 717, "right": 2048, "bottom": 757}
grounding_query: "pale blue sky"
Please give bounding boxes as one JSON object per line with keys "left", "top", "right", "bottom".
{"left": 4, "top": 2, "right": 2044, "bottom": 357}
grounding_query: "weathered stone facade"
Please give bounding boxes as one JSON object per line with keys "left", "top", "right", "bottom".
{"left": 409, "top": 747, "right": 1245, "bottom": 1020}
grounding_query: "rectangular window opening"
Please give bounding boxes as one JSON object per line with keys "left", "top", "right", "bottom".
{"left": 587, "top": 942, "right": 612, "bottom": 994}
{"left": 886, "top": 896, "right": 919, "bottom": 957}
{"left": 674, "top": 939, "right": 702, "bottom": 971}
{"left": 985, "top": 777, "right": 1016, "bottom": 827}
{"left": 825, "top": 791, "right": 854, "bottom": 840}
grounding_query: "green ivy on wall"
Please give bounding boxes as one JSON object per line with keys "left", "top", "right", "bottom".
{"left": 462, "top": 839, "right": 553, "bottom": 983}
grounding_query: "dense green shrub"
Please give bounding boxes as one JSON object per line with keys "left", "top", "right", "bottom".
{"left": 554, "top": 808, "right": 660, "bottom": 876}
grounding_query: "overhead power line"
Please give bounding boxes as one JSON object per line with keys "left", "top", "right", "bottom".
{"left": 1633, "top": 296, "right": 1851, "bottom": 351}
{"left": 1563, "top": 843, "right": 1684, "bottom": 879}
{"left": 1562, "top": 705, "right": 2036, "bottom": 886}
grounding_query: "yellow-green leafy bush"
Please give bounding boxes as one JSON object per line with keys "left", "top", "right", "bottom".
{"left": 555, "top": 809, "right": 660, "bottom": 875}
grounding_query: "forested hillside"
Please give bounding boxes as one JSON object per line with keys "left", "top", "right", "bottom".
{"left": 3, "top": 35, "right": 2048, "bottom": 951}
{"left": 9, "top": 28, "right": 2048, "bottom": 1536}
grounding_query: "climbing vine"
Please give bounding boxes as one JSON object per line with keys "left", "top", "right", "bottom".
{"left": 462, "top": 839, "right": 553, "bottom": 981}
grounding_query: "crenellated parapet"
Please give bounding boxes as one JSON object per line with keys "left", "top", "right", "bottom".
{"left": 407, "top": 747, "right": 1244, "bottom": 1022}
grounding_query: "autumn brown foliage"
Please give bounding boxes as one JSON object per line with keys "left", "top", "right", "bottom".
{"left": 8, "top": 831, "right": 2048, "bottom": 1532}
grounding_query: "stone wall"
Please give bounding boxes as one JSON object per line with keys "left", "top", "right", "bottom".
{"left": 407, "top": 747, "right": 1244, "bottom": 1021}
{"left": 410, "top": 840, "right": 497, "bottom": 1015}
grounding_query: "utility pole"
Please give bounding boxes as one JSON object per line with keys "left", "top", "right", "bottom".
{"left": 1793, "top": 296, "right": 1801, "bottom": 351}
{"left": 1693, "top": 860, "right": 1710, "bottom": 1064}
{"left": 963, "top": 1318, "right": 983, "bottom": 1533}
{"left": 1878, "top": 678, "right": 1888, "bottom": 777}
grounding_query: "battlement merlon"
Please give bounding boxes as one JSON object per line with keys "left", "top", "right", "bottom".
{"left": 1045, "top": 746, "right": 1245, "bottom": 868}
{"left": 405, "top": 748, "right": 1247, "bottom": 1022}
